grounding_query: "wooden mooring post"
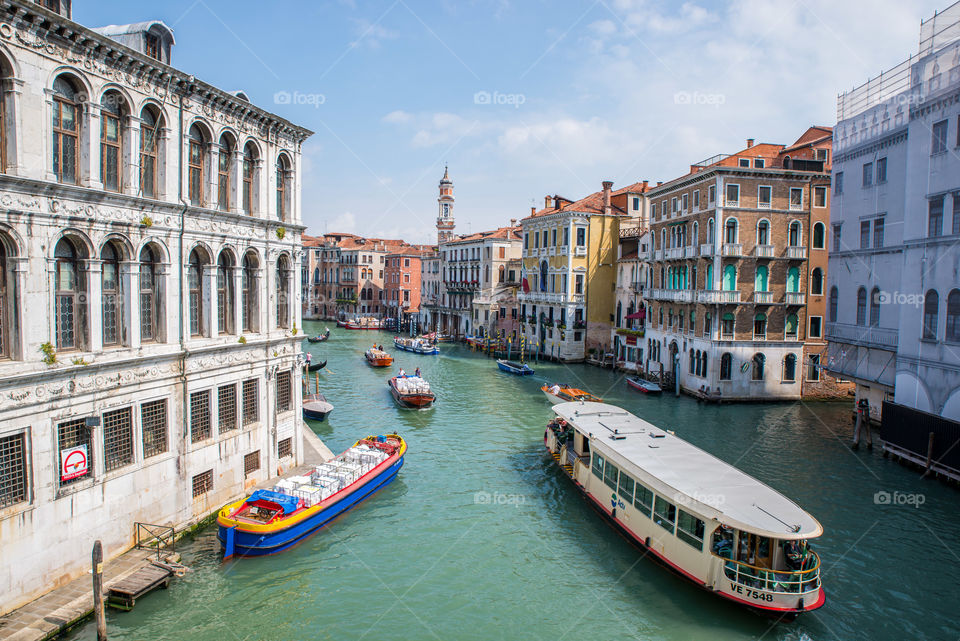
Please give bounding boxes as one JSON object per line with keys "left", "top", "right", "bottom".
{"left": 922, "top": 431, "right": 936, "bottom": 478}
{"left": 92, "top": 540, "right": 107, "bottom": 640}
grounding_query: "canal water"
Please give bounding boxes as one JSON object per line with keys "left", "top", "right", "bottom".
{"left": 68, "top": 323, "right": 959, "bottom": 641}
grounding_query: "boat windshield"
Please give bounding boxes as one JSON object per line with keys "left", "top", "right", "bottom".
{"left": 711, "top": 526, "right": 820, "bottom": 594}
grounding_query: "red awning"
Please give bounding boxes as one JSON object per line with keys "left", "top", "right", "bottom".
{"left": 522, "top": 277, "right": 530, "bottom": 293}
{"left": 625, "top": 310, "right": 645, "bottom": 320}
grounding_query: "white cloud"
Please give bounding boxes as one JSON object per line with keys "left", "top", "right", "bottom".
{"left": 382, "top": 110, "right": 413, "bottom": 124}
{"left": 350, "top": 19, "right": 399, "bottom": 49}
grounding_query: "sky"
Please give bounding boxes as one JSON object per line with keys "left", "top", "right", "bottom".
{"left": 77, "top": 0, "right": 946, "bottom": 244}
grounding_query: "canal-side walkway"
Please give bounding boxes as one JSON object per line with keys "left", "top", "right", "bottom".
{"left": 0, "top": 423, "right": 333, "bottom": 641}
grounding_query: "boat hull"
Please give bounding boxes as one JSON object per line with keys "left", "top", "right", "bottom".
{"left": 366, "top": 357, "right": 393, "bottom": 367}
{"left": 217, "top": 455, "right": 403, "bottom": 556}
{"left": 627, "top": 377, "right": 661, "bottom": 394}
{"left": 393, "top": 340, "right": 439, "bottom": 355}
{"left": 388, "top": 379, "right": 435, "bottom": 408}
{"left": 497, "top": 360, "right": 534, "bottom": 375}
{"left": 302, "top": 406, "right": 331, "bottom": 421}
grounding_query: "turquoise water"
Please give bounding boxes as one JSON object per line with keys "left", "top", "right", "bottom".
{"left": 68, "top": 323, "right": 960, "bottom": 640}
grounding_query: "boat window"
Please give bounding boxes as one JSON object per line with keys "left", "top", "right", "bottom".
{"left": 677, "top": 510, "right": 705, "bottom": 551}
{"left": 653, "top": 495, "right": 676, "bottom": 532}
{"left": 603, "top": 460, "right": 619, "bottom": 490}
{"left": 634, "top": 483, "right": 653, "bottom": 517}
{"left": 617, "top": 473, "right": 634, "bottom": 502}
{"left": 592, "top": 453, "right": 604, "bottom": 479}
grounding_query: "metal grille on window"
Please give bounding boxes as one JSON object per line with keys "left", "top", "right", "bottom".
{"left": 190, "top": 390, "right": 211, "bottom": 443}
{"left": 278, "top": 437, "right": 292, "bottom": 459}
{"left": 276, "top": 370, "right": 292, "bottom": 414}
{"left": 218, "top": 384, "right": 237, "bottom": 432}
{"left": 242, "top": 378, "right": 259, "bottom": 426}
{"left": 141, "top": 399, "right": 168, "bottom": 458}
{"left": 0, "top": 432, "right": 27, "bottom": 509}
{"left": 103, "top": 407, "right": 133, "bottom": 472}
{"left": 140, "top": 263, "right": 154, "bottom": 341}
{"left": 58, "top": 418, "right": 91, "bottom": 486}
{"left": 243, "top": 451, "right": 260, "bottom": 477}
{"left": 192, "top": 469, "right": 213, "bottom": 498}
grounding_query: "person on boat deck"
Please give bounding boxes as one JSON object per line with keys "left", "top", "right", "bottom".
{"left": 378, "top": 344, "right": 384, "bottom": 351}
{"left": 306, "top": 352, "right": 312, "bottom": 365}
{"left": 398, "top": 368, "right": 406, "bottom": 377}
{"left": 549, "top": 383, "right": 561, "bottom": 395}
{"left": 415, "top": 367, "right": 421, "bottom": 377}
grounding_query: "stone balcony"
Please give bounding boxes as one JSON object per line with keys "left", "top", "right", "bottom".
{"left": 652, "top": 249, "right": 664, "bottom": 261}
{"left": 722, "top": 243, "right": 742, "bottom": 257}
{"left": 784, "top": 246, "right": 807, "bottom": 260}
{"left": 665, "top": 247, "right": 684, "bottom": 260}
{"left": 697, "top": 289, "right": 742, "bottom": 304}
{"left": 754, "top": 244, "right": 775, "bottom": 258}
{"left": 573, "top": 246, "right": 587, "bottom": 257}
{"left": 753, "top": 291, "right": 774, "bottom": 304}
{"left": 700, "top": 243, "right": 714, "bottom": 257}
{"left": 784, "top": 292, "right": 806, "bottom": 306}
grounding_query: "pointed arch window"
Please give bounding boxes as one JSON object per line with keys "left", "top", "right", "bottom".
{"left": 789, "top": 221, "right": 802, "bottom": 246}
{"left": 923, "top": 290, "right": 939, "bottom": 339}
{"left": 276, "top": 155, "right": 289, "bottom": 221}
{"left": 52, "top": 76, "right": 80, "bottom": 184}
{"left": 785, "top": 313, "right": 798, "bottom": 338}
{"left": 787, "top": 267, "right": 800, "bottom": 293}
{"left": 812, "top": 222, "right": 826, "bottom": 249}
{"left": 724, "top": 218, "right": 738, "bottom": 244}
{"left": 757, "top": 220, "right": 770, "bottom": 246}
{"left": 101, "top": 242, "right": 123, "bottom": 346}
{"left": 720, "top": 353, "right": 732, "bottom": 380}
{"left": 100, "top": 93, "right": 124, "bottom": 192}
{"left": 810, "top": 268, "right": 823, "bottom": 295}
{"left": 869, "top": 287, "right": 881, "bottom": 327}
{"left": 752, "top": 353, "right": 765, "bottom": 380}
{"left": 140, "top": 106, "right": 160, "bottom": 198}
{"left": 783, "top": 354, "right": 797, "bottom": 382}
{"left": 188, "top": 125, "right": 205, "bottom": 206}
{"left": 722, "top": 264, "right": 737, "bottom": 291}
{"left": 755, "top": 265, "right": 768, "bottom": 292}
{"left": 946, "top": 289, "right": 960, "bottom": 342}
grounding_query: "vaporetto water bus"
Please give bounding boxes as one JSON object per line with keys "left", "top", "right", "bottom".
{"left": 544, "top": 402, "right": 823, "bottom": 617}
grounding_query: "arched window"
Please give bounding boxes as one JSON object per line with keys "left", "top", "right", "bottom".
{"left": 539, "top": 260, "right": 548, "bottom": 292}
{"left": 217, "top": 134, "right": 233, "bottom": 210}
{"left": 188, "top": 248, "right": 206, "bottom": 336}
{"left": 52, "top": 76, "right": 80, "bottom": 184}
{"left": 689, "top": 348, "right": 695, "bottom": 374}
{"left": 100, "top": 92, "right": 124, "bottom": 192}
{"left": 856, "top": 287, "right": 867, "bottom": 326}
{"left": 923, "top": 290, "right": 939, "bottom": 339}
{"left": 752, "top": 353, "right": 765, "bottom": 380}
{"left": 724, "top": 218, "right": 738, "bottom": 244}
{"left": 702, "top": 352, "right": 708, "bottom": 377}
{"left": 55, "top": 237, "right": 86, "bottom": 349}
{"left": 757, "top": 220, "right": 770, "bottom": 246}
{"left": 947, "top": 289, "right": 960, "bottom": 342}
{"left": 722, "top": 264, "right": 737, "bottom": 290}
{"left": 498, "top": 265, "right": 505, "bottom": 283}
{"left": 787, "top": 267, "right": 800, "bottom": 293}
{"left": 812, "top": 222, "right": 826, "bottom": 249}
{"left": 754, "top": 313, "right": 766, "bottom": 339}
{"left": 242, "top": 143, "right": 256, "bottom": 214}
{"left": 869, "top": 286, "right": 881, "bottom": 327}
{"left": 721, "top": 312, "right": 735, "bottom": 337}
{"left": 693, "top": 221, "right": 699, "bottom": 245}
{"left": 616, "top": 301, "right": 622, "bottom": 328}
{"left": 706, "top": 263, "right": 713, "bottom": 290}
{"left": 720, "top": 353, "right": 732, "bottom": 380}
{"left": 0, "top": 239, "right": 7, "bottom": 357}
{"left": 707, "top": 218, "right": 715, "bottom": 243}
{"left": 789, "top": 221, "right": 802, "bottom": 246}
{"left": 217, "top": 252, "right": 234, "bottom": 335}
{"left": 829, "top": 286, "right": 838, "bottom": 322}
{"left": 276, "top": 255, "right": 291, "bottom": 328}
{"left": 783, "top": 354, "right": 797, "bottom": 382}
{"left": 810, "top": 268, "right": 823, "bottom": 295}
{"left": 276, "top": 155, "right": 289, "bottom": 221}
{"left": 484, "top": 264, "right": 490, "bottom": 283}
{"left": 785, "top": 313, "right": 798, "bottom": 338}
{"left": 101, "top": 241, "right": 123, "bottom": 346}
{"left": 140, "top": 106, "right": 161, "bottom": 198}
{"left": 755, "top": 265, "right": 768, "bottom": 292}
{"left": 242, "top": 251, "right": 258, "bottom": 332}
{"left": 188, "top": 124, "right": 205, "bottom": 206}
{"left": 139, "top": 245, "right": 161, "bottom": 342}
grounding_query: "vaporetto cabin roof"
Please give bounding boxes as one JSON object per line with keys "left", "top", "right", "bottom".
{"left": 553, "top": 402, "right": 822, "bottom": 540}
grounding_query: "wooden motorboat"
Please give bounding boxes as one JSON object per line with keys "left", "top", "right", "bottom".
{"left": 217, "top": 434, "right": 405, "bottom": 557}
{"left": 336, "top": 319, "right": 348, "bottom": 328}
{"left": 497, "top": 359, "right": 534, "bottom": 376}
{"left": 365, "top": 348, "right": 393, "bottom": 367}
{"left": 306, "top": 329, "right": 331, "bottom": 343}
{"left": 303, "top": 392, "right": 333, "bottom": 421}
{"left": 626, "top": 376, "right": 662, "bottom": 394}
{"left": 346, "top": 317, "right": 381, "bottom": 330}
{"left": 541, "top": 384, "right": 603, "bottom": 405}
{"left": 388, "top": 375, "right": 436, "bottom": 408}
{"left": 394, "top": 337, "right": 440, "bottom": 355}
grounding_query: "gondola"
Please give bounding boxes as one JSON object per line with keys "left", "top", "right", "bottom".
{"left": 306, "top": 329, "right": 331, "bottom": 343}
{"left": 307, "top": 360, "right": 326, "bottom": 372}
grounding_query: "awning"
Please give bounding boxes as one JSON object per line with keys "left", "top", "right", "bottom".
{"left": 625, "top": 310, "right": 646, "bottom": 320}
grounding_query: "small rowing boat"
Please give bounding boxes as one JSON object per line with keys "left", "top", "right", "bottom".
{"left": 541, "top": 384, "right": 603, "bottom": 405}
{"left": 303, "top": 392, "right": 334, "bottom": 421}
{"left": 394, "top": 336, "right": 440, "bottom": 355}
{"left": 388, "top": 375, "right": 436, "bottom": 408}
{"left": 627, "top": 376, "right": 662, "bottom": 394}
{"left": 365, "top": 348, "right": 393, "bottom": 367}
{"left": 497, "top": 359, "right": 534, "bottom": 376}
{"left": 306, "top": 329, "right": 330, "bottom": 343}
{"left": 217, "top": 434, "right": 405, "bottom": 557}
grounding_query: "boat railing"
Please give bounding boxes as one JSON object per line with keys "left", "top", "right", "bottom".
{"left": 712, "top": 551, "right": 821, "bottom": 594}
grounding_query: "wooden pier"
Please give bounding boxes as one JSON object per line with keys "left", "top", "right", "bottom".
{"left": 106, "top": 560, "right": 183, "bottom": 611}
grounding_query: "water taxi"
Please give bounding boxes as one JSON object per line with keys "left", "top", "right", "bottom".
{"left": 497, "top": 359, "right": 534, "bottom": 376}
{"left": 365, "top": 347, "right": 394, "bottom": 367}
{"left": 543, "top": 402, "right": 824, "bottom": 617}
{"left": 627, "top": 376, "right": 662, "bottom": 394}
{"left": 345, "top": 317, "right": 381, "bottom": 330}
{"left": 388, "top": 375, "right": 436, "bottom": 408}
{"left": 394, "top": 336, "right": 440, "bottom": 355}
{"left": 541, "top": 384, "right": 603, "bottom": 404}
{"left": 217, "top": 434, "right": 405, "bottom": 557}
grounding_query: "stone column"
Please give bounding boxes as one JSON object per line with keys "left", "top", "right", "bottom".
{"left": 86, "top": 259, "right": 103, "bottom": 353}
{"left": 1, "top": 78, "right": 24, "bottom": 177}
{"left": 203, "top": 263, "right": 218, "bottom": 337}
{"left": 84, "top": 102, "right": 104, "bottom": 190}
{"left": 10, "top": 256, "right": 27, "bottom": 360}
{"left": 121, "top": 261, "right": 140, "bottom": 349}
{"left": 155, "top": 263, "right": 171, "bottom": 343}
{"left": 231, "top": 264, "right": 242, "bottom": 336}
{"left": 123, "top": 115, "right": 140, "bottom": 196}
{"left": 230, "top": 148, "right": 243, "bottom": 215}
{"left": 204, "top": 141, "right": 218, "bottom": 209}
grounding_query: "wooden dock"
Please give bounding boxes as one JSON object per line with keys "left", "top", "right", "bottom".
{"left": 106, "top": 560, "right": 184, "bottom": 611}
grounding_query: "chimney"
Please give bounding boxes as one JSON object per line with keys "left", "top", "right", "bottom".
{"left": 657, "top": 181, "right": 663, "bottom": 186}
{"left": 642, "top": 180, "right": 648, "bottom": 190}
{"left": 746, "top": 138, "right": 754, "bottom": 148}
{"left": 511, "top": 218, "right": 518, "bottom": 227}
{"left": 544, "top": 195, "right": 551, "bottom": 209}
{"left": 602, "top": 180, "right": 613, "bottom": 214}
{"left": 690, "top": 165, "right": 699, "bottom": 173}
{"left": 553, "top": 196, "right": 561, "bottom": 209}
{"left": 530, "top": 207, "right": 536, "bottom": 216}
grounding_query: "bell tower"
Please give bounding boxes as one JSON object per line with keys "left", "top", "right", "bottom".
{"left": 437, "top": 165, "right": 455, "bottom": 244}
